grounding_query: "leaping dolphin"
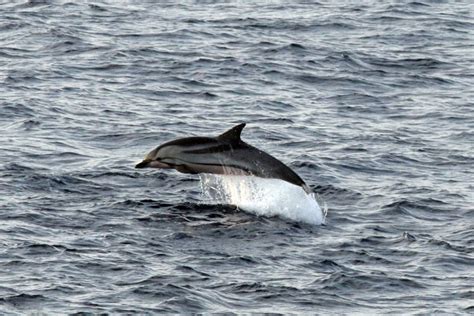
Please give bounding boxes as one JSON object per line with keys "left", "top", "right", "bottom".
{"left": 135, "top": 123, "right": 311, "bottom": 194}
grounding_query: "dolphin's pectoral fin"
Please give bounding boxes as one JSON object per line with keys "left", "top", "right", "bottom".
{"left": 217, "top": 123, "right": 246, "bottom": 142}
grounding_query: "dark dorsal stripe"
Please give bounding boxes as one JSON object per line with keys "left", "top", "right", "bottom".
{"left": 183, "top": 143, "right": 235, "bottom": 155}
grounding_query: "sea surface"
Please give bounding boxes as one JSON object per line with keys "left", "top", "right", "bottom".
{"left": 1, "top": 1, "right": 473, "bottom": 314}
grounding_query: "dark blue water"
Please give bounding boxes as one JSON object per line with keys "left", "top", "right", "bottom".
{"left": 1, "top": 1, "right": 473, "bottom": 314}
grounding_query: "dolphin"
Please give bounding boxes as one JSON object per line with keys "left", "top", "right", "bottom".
{"left": 135, "top": 123, "right": 311, "bottom": 193}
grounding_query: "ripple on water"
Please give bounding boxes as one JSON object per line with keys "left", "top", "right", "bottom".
{"left": 0, "top": 1, "right": 472, "bottom": 314}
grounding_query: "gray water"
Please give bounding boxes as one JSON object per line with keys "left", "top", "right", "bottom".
{"left": 1, "top": 1, "right": 473, "bottom": 314}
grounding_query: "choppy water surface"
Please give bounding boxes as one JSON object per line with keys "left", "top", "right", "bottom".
{"left": 1, "top": 1, "right": 473, "bottom": 314}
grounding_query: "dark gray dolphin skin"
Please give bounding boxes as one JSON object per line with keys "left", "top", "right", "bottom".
{"left": 135, "top": 123, "right": 311, "bottom": 193}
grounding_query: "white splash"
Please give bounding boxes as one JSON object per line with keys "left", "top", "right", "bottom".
{"left": 199, "top": 174, "right": 326, "bottom": 225}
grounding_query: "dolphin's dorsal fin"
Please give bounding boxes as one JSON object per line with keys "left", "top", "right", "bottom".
{"left": 217, "top": 123, "right": 246, "bottom": 142}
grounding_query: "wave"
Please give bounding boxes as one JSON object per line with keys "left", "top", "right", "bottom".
{"left": 199, "top": 174, "right": 326, "bottom": 225}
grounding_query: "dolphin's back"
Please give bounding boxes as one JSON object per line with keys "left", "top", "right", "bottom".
{"left": 142, "top": 123, "right": 311, "bottom": 193}
{"left": 225, "top": 141, "right": 308, "bottom": 190}
{"left": 163, "top": 137, "right": 308, "bottom": 192}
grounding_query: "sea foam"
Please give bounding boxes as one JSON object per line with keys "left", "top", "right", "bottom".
{"left": 199, "top": 174, "right": 326, "bottom": 225}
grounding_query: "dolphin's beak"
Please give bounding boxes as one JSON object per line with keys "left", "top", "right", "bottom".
{"left": 135, "top": 160, "right": 150, "bottom": 168}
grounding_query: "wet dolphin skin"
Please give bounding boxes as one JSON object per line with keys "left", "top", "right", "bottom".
{"left": 136, "top": 123, "right": 311, "bottom": 193}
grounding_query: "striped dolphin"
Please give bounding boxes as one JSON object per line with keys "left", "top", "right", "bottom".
{"left": 135, "top": 123, "right": 311, "bottom": 193}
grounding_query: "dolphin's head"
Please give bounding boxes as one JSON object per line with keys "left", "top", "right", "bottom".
{"left": 135, "top": 144, "right": 177, "bottom": 169}
{"left": 135, "top": 136, "right": 219, "bottom": 170}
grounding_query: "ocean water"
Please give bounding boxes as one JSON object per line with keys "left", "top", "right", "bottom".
{"left": 1, "top": 1, "right": 473, "bottom": 314}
